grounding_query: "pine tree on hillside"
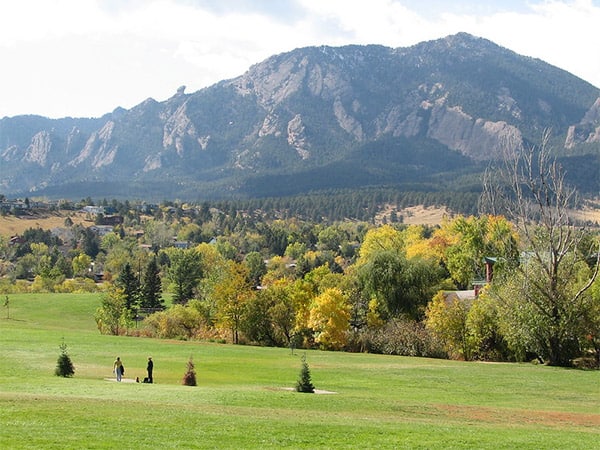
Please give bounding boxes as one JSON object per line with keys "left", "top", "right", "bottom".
{"left": 295, "top": 354, "right": 315, "bottom": 393}
{"left": 55, "top": 341, "right": 75, "bottom": 377}
{"left": 140, "top": 257, "right": 163, "bottom": 309}
{"left": 115, "top": 262, "right": 141, "bottom": 311}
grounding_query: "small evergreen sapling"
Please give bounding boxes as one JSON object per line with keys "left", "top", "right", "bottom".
{"left": 55, "top": 341, "right": 75, "bottom": 377}
{"left": 182, "top": 356, "right": 197, "bottom": 386}
{"left": 295, "top": 354, "right": 315, "bottom": 393}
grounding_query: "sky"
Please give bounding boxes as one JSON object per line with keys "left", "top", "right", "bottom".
{"left": 0, "top": 0, "right": 598, "bottom": 119}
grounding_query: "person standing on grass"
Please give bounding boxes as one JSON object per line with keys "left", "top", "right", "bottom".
{"left": 113, "top": 356, "right": 124, "bottom": 382}
{"left": 147, "top": 357, "right": 153, "bottom": 383}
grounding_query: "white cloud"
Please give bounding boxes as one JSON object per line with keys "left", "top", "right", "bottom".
{"left": 0, "top": 0, "right": 598, "bottom": 118}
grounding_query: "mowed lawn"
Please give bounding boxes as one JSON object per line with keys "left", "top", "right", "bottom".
{"left": 0, "top": 294, "right": 598, "bottom": 449}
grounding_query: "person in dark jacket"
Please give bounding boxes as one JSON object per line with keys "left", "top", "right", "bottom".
{"left": 146, "top": 357, "right": 153, "bottom": 383}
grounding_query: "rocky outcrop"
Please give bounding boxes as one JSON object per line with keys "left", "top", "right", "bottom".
{"left": 426, "top": 98, "right": 522, "bottom": 160}
{"left": 333, "top": 98, "right": 364, "bottom": 141}
{"left": 259, "top": 112, "right": 281, "bottom": 137}
{"left": 565, "top": 97, "right": 600, "bottom": 149}
{"left": 287, "top": 114, "right": 310, "bottom": 159}
{"left": 163, "top": 103, "right": 198, "bottom": 156}
{"left": 24, "top": 131, "right": 53, "bottom": 166}
{"left": 70, "top": 121, "right": 117, "bottom": 169}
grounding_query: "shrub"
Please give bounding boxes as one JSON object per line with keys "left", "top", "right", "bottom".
{"left": 143, "top": 304, "right": 208, "bottom": 340}
{"left": 182, "top": 356, "right": 197, "bottom": 386}
{"left": 55, "top": 277, "right": 99, "bottom": 293}
{"left": 361, "top": 318, "right": 447, "bottom": 358}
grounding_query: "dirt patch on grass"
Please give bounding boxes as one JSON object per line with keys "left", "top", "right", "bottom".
{"left": 104, "top": 377, "right": 138, "bottom": 383}
{"left": 435, "top": 404, "right": 600, "bottom": 429}
{"left": 272, "top": 387, "right": 337, "bottom": 395}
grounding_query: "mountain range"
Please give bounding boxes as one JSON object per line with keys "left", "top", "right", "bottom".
{"left": 1, "top": 32, "right": 599, "bottom": 200}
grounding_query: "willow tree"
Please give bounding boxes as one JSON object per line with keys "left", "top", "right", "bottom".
{"left": 480, "top": 130, "right": 599, "bottom": 366}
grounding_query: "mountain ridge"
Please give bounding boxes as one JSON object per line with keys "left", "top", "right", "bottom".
{"left": 1, "top": 33, "right": 599, "bottom": 200}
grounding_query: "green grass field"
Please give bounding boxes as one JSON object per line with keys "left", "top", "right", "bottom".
{"left": 1, "top": 293, "right": 598, "bottom": 449}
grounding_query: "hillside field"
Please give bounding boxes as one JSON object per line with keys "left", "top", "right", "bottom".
{"left": 0, "top": 293, "right": 598, "bottom": 449}
{"left": 2, "top": 201, "right": 599, "bottom": 239}
{"left": 0, "top": 211, "right": 92, "bottom": 237}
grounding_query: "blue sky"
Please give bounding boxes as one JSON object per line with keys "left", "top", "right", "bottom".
{"left": 0, "top": 0, "right": 598, "bottom": 118}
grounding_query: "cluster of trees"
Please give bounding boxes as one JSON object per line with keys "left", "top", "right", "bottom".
{"left": 86, "top": 208, "right": 598, "bottom": 367}
{"left": 1, "top": 137, "right": 598, "bottom": 368}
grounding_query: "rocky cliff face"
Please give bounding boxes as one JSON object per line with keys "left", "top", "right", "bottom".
{"left": 1, "top": 33, "right": 598, "bottom": 199}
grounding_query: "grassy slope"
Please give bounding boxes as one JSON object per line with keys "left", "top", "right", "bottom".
{"left": 0, "top": 212, "right": 92, "bottom": 237}
{"left": 0, "top": 293, "right": 598, "bottom": 449}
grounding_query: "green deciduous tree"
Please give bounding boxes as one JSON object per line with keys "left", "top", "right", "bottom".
{"left": 481, "top": 130, "right": 600, "bottom": 366}
{"left": 241, "top": 291, "right": 279, "bottom": 346}
{"left": 441, "top": 215, "right": 519, "bottom": 289}
{"left": 359, "top": 251, "right": 443, "bottom": 319}
{"left": 94, "top": 286, "right": 130, "bottom": 335}
{"left": 72, "top": 253, "right": 92, "bottom": 278}
{"left": 243, "top": 251, "right": 267, "bottom": 287}
{"left": 214, "top": 261, "right": 254, "bottom": 344}
{"left": 425, "top": 291, "right": 473, "bottom": 360}
{"left": 166, "top": 249, "right": 203, "bottom": 304}
{"left": 466, "top": 291, "right": 511, "bottom": 361}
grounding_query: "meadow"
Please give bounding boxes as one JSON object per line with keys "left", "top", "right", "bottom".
{"left": 0, "top": 293, "right": 598, "bottom": 449}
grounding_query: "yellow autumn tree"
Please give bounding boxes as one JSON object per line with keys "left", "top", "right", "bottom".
{"left": 356, "top": 224, "right": 404, "bottom": 264}
{"left": 289, "top": 278, "right": 315, "bottom": 336}
{"left": 309, "top": 287, "right": 351, "bottom": 350}
{"left": 425, "top": 291, "right": 473, "bottom": 360}
{"left": 402, "top": 225, "right": 430, "bottom": 260}
{"left": 213, "top": 260, "right": 255, "bottom": 344}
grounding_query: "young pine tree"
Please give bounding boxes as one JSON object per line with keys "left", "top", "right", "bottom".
{"left": 182, "top": 356, "right": 197, "bottom": 386}
{"left": 295, "top": 354, "right": 315, "bottom": 393}
{"left": 55, "top": 342, "right": 75, "bottom": 377}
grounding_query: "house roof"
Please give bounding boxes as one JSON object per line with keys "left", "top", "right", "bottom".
{"left": 443, "top": 290, "right": 476, "bottom": 302}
